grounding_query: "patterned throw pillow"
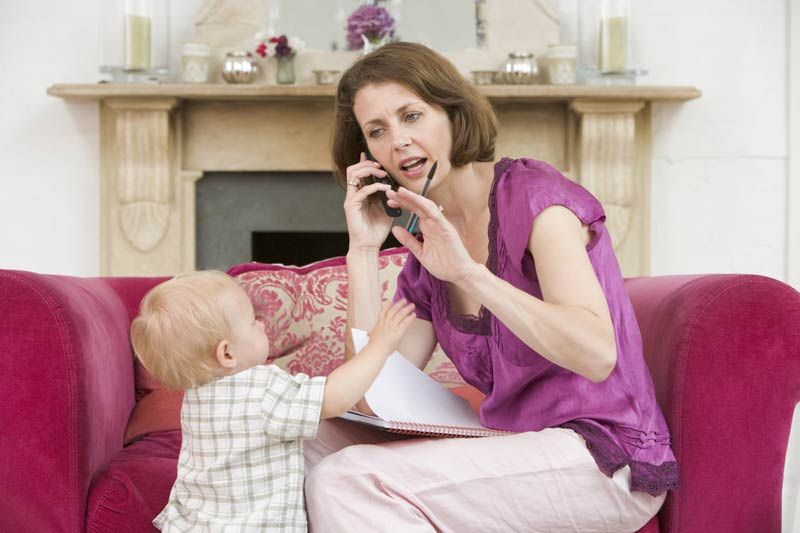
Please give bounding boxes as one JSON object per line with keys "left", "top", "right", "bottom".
{"left": 228, "top": 247, "right": 464, "bottom": 387}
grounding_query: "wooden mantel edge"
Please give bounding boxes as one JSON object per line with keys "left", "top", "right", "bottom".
{"left": 47, "top": 83, "right": 701, "bottom": 102}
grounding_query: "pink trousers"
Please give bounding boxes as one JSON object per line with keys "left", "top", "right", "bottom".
{"left": 304, "top": 419, "right": 665, "bottom": 532}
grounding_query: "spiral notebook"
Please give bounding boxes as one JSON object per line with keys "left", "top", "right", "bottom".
{"left": 338, "top": 329, "right": 513, "bottom": 438}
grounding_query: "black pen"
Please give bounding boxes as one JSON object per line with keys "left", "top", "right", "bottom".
{"left": 405, "top": 161, "right": 438, "bottom": 235}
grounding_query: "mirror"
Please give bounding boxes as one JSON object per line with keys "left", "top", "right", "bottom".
{"left": 270, "top": 0, "right": 480, "bottom": 52}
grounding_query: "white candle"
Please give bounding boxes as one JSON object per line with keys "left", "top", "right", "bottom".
{"left": 125, "top": 13, "right": 151, "bottom": 71}
{"left": 599, "top": 15, "right": 627, "bottom": 73}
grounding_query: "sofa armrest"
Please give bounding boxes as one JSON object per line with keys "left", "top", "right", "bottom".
{"left": 625, "top": 274, "right": 800, "bottom": 533}
{"left": 0, "top": 270, "right": 162, "bottom": 532}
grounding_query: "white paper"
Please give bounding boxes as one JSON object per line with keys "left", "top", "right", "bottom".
{"left": 351, "top": 328, "right": 483, "bottom": 428}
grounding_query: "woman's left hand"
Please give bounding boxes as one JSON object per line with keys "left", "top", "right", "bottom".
{"left": 387, "top": 187, "right": 478, "bottom": 283}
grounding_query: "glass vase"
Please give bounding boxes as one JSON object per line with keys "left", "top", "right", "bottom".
{"left": 100, "top": 0, "right": 170, "bottom": 82}
{"left": 276, "top": 56, "right": 296, "bottom": 85}
{"left": 577, "top": 0, "right": 646, "bottom": 85}
{"left": 361, "top": 34, "right": 391, "bottom": 55}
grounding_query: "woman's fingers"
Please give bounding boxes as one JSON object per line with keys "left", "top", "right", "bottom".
{"left": 346, "top": 166, "right": 388, "bottom": 186}
{"left": 345, "top": 155, "right": 387, "bottom": 191}
{"left": 385, "top": 187, "right": 443, "bottom": 221}
{"left": 349, "top": 182, "right": 391, "bottom": 204}
{"left": 398, "top": 187, "right": 442, "bottom": 217}
{"left": 391, "top": 225, "right": 423, "bottom": 257}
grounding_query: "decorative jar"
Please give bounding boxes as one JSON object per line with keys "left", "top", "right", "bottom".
{"left": 501, "top": 52, "right": 539, "bottom": 85}
{"left": 471, "top": 70, "right": 498, "bottom": 86}
{"left": 545, "top": 45, "right": 577, "bottom": 85}
{"left": 181, "top": 42, "right": 210, "bottom": 83}
{"left": 221, "top": 51, "right": 259, "bottom": 84}
{"left": 312, "top": 70, "right": 340, "bottom": 85}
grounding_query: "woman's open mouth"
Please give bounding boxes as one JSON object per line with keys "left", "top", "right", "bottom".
{"left": 399, "top": 158, "right": 428, "bottom": 179}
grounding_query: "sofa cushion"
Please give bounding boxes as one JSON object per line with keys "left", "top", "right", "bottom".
{"left": 125, "top": 248, "right": 463, "bottom": 444}
{"left": 230, "top": 247, "right": 460, "bottom": 382}
{"left": 124, "top": 388, "right": 185, "bottom": 445}
{"left": 86, "top": 430, "right": 181, "bottom": 533}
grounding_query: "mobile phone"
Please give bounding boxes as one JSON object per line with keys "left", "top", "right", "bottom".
{"left": 364, "top": 148, "right": 402, "bottom": 218}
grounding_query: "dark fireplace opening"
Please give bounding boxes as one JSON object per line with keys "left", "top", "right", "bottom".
{"left": 196, "top": 171, "right": 406, "bottom": 270}
{"left": 252, "top": 231, "right": 402, "bottom": 266}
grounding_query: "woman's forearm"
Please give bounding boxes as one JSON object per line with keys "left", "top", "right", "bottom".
{"left": 345, "top": 248, "right": 383, "bottom": 360}
{"left": 459, "top": 264, "right": 617, "bottom": 382}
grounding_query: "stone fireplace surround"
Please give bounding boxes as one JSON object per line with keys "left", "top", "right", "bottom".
{"left": 48, "top": 83, "right": 699, "bottom": 277}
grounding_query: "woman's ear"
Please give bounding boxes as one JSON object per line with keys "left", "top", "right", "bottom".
{"left": 215, "top": 340, "right": 237, "bottom": 369}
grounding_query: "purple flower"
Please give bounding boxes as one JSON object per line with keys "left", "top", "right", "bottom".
{"left": 274, "top": 35, "right": 292, "bottom": 57}
{"left": 346, "top": 4, "right": 396, "bottom": 50}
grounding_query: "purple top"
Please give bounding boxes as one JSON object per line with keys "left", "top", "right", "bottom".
{"left": 394, "top": 157, "right": 678, "bottom": 496}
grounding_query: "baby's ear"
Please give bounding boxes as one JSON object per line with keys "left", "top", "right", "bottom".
{"left": 216, "top": 340, "right": 237, "bottom": 369}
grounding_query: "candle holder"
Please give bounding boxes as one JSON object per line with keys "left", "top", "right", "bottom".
{"left": 100, "top": 0, "right": 170, "bottom": 83}
{"left": 577, "top": 0, "right": 646, "bottom": 85}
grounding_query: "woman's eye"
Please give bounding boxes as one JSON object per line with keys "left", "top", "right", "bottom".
{"left": 405, "top": 112, "right": 421, "bottom": 122}
{"left": 368, "top": 128, "right": 384, "bottom": 139}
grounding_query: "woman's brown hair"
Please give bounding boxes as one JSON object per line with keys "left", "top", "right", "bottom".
{"left": 331, "top": 42, "right": 497, "bottom": 186}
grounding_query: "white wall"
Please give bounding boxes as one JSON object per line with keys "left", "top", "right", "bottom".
{"left": 645, "top": 2, "right": 788, "bottom": 280}
{"left": 0, "top": 1, "right": 101, "bottom": 275}
{"left": 0, "top": 0, "right": 797, "bottom": 528}
{"left": 0, "top": 0, "right": 203, "bottom": 275}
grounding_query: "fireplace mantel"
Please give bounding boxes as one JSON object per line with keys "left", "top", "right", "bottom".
{"left": 49, "top": 83, "right": 700, "bottom": 277}
{"left": 49, "top": 83, "right": 701, "bottom": 102}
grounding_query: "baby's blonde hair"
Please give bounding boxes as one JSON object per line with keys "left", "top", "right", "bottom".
{"left": 131, "top": 270, "right": 245, "bottom": 390}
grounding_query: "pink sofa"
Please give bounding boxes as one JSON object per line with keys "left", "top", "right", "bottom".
{"left": 1, "top": 264, "right": 798, "bottom": 532}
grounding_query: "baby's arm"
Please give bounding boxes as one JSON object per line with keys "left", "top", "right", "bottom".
{"left": 320, "top": 299, "right": 415, "bottom": 419}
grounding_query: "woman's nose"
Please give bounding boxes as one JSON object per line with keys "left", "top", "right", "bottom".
{"left": 393, "top": 135, "right": 412, "bottom": 150}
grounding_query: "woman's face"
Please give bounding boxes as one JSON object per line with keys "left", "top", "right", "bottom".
{"left": 353, "top": 82, "right": 452, "bottom": 190}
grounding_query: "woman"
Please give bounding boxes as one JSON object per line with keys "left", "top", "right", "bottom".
{"left": 304, "top": 42, "right": 677, "bottom": 532}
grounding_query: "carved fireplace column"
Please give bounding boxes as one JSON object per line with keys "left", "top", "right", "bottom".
{"left": 569, "top": 100, "right": 649, "bottom": 277}
{"left": 101, "top": 98, "right": 187, "bottom": 275}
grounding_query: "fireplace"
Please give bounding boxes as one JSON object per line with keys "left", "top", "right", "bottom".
{"left": 197, "top": 172, "right": 401, "bottom": 269}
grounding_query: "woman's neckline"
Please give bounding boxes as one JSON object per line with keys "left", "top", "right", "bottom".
{"left": 439, "top": 157, "right": 513, "bottom": 336}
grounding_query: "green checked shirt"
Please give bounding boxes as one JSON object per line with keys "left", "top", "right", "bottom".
{"left": 154, "top": 365, "right": 326, "bottom": 532}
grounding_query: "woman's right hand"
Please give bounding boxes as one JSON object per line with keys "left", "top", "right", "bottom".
{"left": 343, "top": 153, "right": 394, "bottom": 252}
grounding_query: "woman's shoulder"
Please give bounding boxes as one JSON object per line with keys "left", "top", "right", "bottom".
{"left": 493, "top": 157, "right": 605, "bottom": 224}
{"left": 495, "top": 157, "right": 584, "bottom": 198}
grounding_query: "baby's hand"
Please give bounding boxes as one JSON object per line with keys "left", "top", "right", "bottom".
{"left": 367, "top": 299, "right": 416, "bottom": 355}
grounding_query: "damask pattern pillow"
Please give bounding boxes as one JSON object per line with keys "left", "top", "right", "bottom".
{"left": 228, "top": 247, "right": 463, "bottom": 387}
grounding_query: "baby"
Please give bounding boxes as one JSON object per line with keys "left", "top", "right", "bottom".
{"left": 130, "top": 270, "right": 415, "bottom": 532}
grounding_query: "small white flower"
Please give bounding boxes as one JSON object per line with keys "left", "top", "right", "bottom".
{"left": 288, "top": 36, "right": 305, "bottom": 54}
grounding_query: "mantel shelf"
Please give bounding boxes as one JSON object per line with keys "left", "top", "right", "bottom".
{"left": 48, "top": 83, "right": 701, "bottom": 103}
